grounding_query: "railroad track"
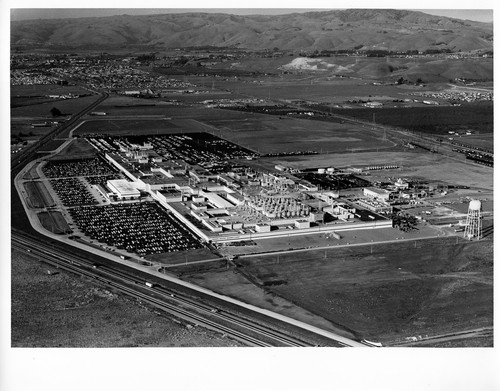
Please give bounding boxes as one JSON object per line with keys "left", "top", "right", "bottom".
{"left": 12, "top": 231, "right": 312, "bottom": 347}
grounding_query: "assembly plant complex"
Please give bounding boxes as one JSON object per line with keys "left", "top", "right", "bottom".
{"left": 18, "top": 132, "right": 433, "bottom": 257}
{"left": 16, "top": 123, "right": 489, "bottom": 272}
{"left": 10, "top": 9, "right": 493, "bottom": 355}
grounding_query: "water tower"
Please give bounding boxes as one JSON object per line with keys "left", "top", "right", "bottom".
{"left": 464, "top": 200, "right": 482, "bottom": 240}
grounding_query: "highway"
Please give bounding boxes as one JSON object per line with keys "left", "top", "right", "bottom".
{"left": 13, "top": 230, "right": 352, "bottom": 347}
{"left": 11, "top": 91, "right": 110, "bottom": 173}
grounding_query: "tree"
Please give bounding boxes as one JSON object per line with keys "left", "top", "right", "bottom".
{"left": 50, "top": 107, "right": 62, "bottom": 117}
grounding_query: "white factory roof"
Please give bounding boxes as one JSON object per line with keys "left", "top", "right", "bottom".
{"left": 205, "top": 192, "right": 234, "bottom": 209}
{"left": 107, "top": 179, "right": 140, "bottom": 197}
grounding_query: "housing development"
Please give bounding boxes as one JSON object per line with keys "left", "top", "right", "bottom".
{"left": 10, "top": 8, "right": 493, "bottom": 358}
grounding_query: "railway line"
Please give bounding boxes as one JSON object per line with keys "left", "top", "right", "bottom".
{"left": 12, "top": 230, "right": 319, "bottom": 347}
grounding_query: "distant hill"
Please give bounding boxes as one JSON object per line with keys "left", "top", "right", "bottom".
{"left": 11, "top": 9, "right": 493, "bottom": 52}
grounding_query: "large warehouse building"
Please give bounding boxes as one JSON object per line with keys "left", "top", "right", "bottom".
{"left": 107, "top": 179, "right": 141, "bottom": 200}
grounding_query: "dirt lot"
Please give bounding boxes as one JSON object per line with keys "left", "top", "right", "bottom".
{"left": 11, "top": 248, "right": 241, "bottom": 347}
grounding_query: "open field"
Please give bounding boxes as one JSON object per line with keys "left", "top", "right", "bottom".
{"left": 11, "top": 119, "right": 55, "bottom": 138}
{"left": 38, "top": 211, "right": 71, "bottom": 234}
{"left": 454, "top": 133, "right": 494, "bottom": 150}
{"left": 169, "top": 259, "right": 357, "bottom": 339}
{"left": 172, "top": 236, "right": 493, "bottom": 345}
{"left": 11, "top": 84, "right": 93, "bottom": 97}
{"left": 227, "top": 237, "right": 493, "bottom": 344}
{"left": 54, "top": 138, "right": 97, "bottom": 157}
{"left": 91, "top": 98, "right": 257, "bottom": 120}
{"left": 206, "top": 116, "right": 394, "bottom": 154}
{"left": 11, "top": 248, "right": 240, "bottom": 347}
{"left": 38, "top": 138, "right": 67, "bottom": 152}
{"left": 331, "top": 103, "right": 493, "bottom": 136}
{"left": 11, "top": 95, "right": 101, "bottom": 118}
{"left": 212, "top": 77, "right": 427, "bottom": 103}
{"left": 148, "top": 247, "right": 216, "bottom": 264}
{"left": 73, "top": 118, "right": 209, "bottom": 137}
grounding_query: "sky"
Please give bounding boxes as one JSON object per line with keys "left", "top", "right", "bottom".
{"left": 9, "top": 8, "right": 494, "bottom": 23}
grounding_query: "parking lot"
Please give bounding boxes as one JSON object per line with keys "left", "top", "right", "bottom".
{"left": 69, "top": 201, "right": 203, "bottom": 256}
{"left": 42, "top": 157, "right": 117, "bottom": 178}
{"left": 50, "top": 178, "right": 98, "bottom": 207}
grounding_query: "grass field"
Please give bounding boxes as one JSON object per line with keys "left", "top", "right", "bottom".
{"left": 73, "top": 118, "right": 209, "bottom": 137}
{"left": 216, "top": 77, "right": 423, "bottom": 103}
{"left": 171, "top": 236, "right": 493, "bottom": 345}
{"left": 11, "top": 95, "right": 100, "bottom": 118}
{"left": 207, "top": 115, "right": 395, "bottom": 154}
{"left": 11, "top": 119, "right": 55, "bottom": 138}
{"left": 38, "top": 138, "right": 67, "bottom": 152}
{"left": 54, "top": 138, "right": 97, "bottom": 157}
{"left": 456, "top": 133, "right": 494, "bottom": 150}
{"left": 23, "top": 181, "right": 55, "bottom": 209}
{"left": 331, "top": 104, "right": 494, "bottom": 137}
{"left": 169, "top": 259, "right": 357, "bottom": 339}
{"left": 11, "top": 84, "right": 92, "bottom": 97}
{"left": 38, "top": 211, "right": 71, "bottom": 234}
{"left": 231, "top": 237, "right": 493, "bottom": 344}
{"left": 147, "top": 247, "right": 216, "bottom": 265}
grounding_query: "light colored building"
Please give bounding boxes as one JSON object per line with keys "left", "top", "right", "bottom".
{"left": 363, "top": 187, "right": 393, "bottom": 202}
{"left": 309, "top": 211, "right": 325, "bottom": 222}
{"left": 204, "top": 192, "right": 235, "bottom": 209}
{"left": 255, "top": 224, "right": 271, "bottom": 233}
{"left": 295, "top": 220, "right": 311, "bottom": 229}
{"left": 156, "top": 188, "right": 183, "bottom": 203}
{"left": 107, "top": 179, "right": 140, "bottom": 200}
{"left": 394, "top": 178, "right": 409, "bottom": 190}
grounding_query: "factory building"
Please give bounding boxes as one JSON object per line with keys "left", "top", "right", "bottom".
{"left": 295, "top": 220, "right": 311, "bottom": 229}
{"left": 156, "top": 188, "right": 183, "bottom": 203}
{"left": 107, "top": 179, "right": 141, "bottom": 200}
{"left": 363, "top": 187, "right": 394, "bottom": 202}
{"left": 394, "top": 178, "right": 410, "bottom": 190}
{"left": 204, "top": 192, "right": 235, "bottom": 209}
{"left": 323, "top": 203, "right": 356, "bottom": 220}
{"left": 255, "top": 224, "right": 271, "bottom": 233}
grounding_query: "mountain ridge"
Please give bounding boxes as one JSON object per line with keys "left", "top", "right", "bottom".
{"left": 11, "top": 9, "right": 493, "bottom": 52}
